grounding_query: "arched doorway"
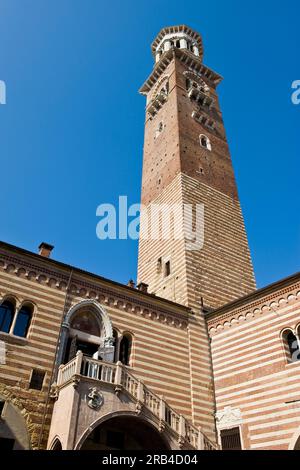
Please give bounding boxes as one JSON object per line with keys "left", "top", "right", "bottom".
{"left": 80, "top": 416, "right": 170, "bottom": 450}
{"left": 294, "top": 436, "right": 300, "bottom": 450}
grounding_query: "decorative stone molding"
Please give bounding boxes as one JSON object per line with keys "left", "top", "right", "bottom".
{"left": 65, "top": 299, "right": 113, "bottom": 339}
{"left": 152, "top": 75, "right": 169, "bottom": 99}
{"left": 183, "top": 70, "right": 210, "bottom": 93}
{"left": 86, "top": 387, "right": 104, "bottom": 411}
{"left": 140, "top": 48, "right": 221, "bottom": 96}
{"left": 0, "top": 253, "right": 189, "bottom": 330}
{"left": 208, "top": 285, "right": 300, "bottom": 337}
{"left": 0, "top": 383, "right": 38, "bottom": 449}
{"left": 215, "top": 406, "right": 242, "bottom": 429}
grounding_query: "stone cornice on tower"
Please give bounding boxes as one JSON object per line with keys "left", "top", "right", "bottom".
{"left": 139, "top": 48, "right": 222, "bottom": 95}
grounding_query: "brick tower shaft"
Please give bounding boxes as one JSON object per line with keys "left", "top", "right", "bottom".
{"left": 138, "top": 25, "right": 256, "bottom": 311}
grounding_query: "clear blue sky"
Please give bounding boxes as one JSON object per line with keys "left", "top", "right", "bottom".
{"left": 0, "top": 0, "right": 299, "bottom": 289}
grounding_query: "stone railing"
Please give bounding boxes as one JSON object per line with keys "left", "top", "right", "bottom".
{"left": 57, "top": 351, "right": 218, "bottom": 450}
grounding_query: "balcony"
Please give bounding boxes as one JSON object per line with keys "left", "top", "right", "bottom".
{"left": 50, "top": 351, "right": 217, "bottom": 450}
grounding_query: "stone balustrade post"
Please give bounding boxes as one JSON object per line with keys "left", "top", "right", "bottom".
{"left": 197, "top": 427, "right": 204, "bottom": 450}
{"left": 137, "top": 380, "right": 144, "bottom": 402}
{"left": 75, "top": 350, "right": 83, "bottom": 375}
{"left": 114, "top": 361, "right": 123, "bottom": 386}
{"left": 57, "top": 364, "right": 64, "bottom": 386}
{"left": 159, "top": 396, "right": 166, "bottom": 421}
{"left": 179, "top": 414, "right": 186, "bottom": 438}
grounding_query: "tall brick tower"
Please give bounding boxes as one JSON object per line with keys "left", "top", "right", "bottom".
{"left": 137, "top": 27, "right": 256, "bottom": 437}
{"left": 138, "top": 25, "right": 256, "bottom": 311}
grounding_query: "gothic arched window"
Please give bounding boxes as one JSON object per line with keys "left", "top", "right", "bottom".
{"left": 14, "top": 304, "right": 32, "bottom": 337}
{"left": 0, "top": 301, "right": 15, "bottom": 333}
{"left": 119, "top": 333, "right": 132, "bottom": 366}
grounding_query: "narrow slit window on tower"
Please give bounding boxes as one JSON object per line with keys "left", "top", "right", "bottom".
{"left": 164, "top": 260, "right": 171, "bottom": 277}
{"left": 29, "top": 369, "right": 45, "bottom": 390}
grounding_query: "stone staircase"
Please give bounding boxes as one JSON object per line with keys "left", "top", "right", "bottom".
{"left": 56, "top": 351, "right": 218, "bottom": 450}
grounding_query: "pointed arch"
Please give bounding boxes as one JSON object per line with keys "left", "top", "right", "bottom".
{"left": 183, "top": 71, "right": 209, "bottom": 93}
{"left": 49, "top": 436, "right": 63, "bottom": 450}
{"left": 153, "top": 75, "right": 170, "bottom": 99}
{"left": 64, "top": 299, "right": 113, "bottom": 340}
{"left": 58, "top": 299, "right": 115, "bottom": 365}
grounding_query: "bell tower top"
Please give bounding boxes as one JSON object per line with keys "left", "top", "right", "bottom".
{"left": 151, "top": 25, "right": 204, "bottom": 64}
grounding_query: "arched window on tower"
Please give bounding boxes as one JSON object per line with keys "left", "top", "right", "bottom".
{"left": 119, "top": 333, "right": 132, "bottom": 366}
{"left": 282, "top": 329, "right": 300, "bottom": 363}
{"left": 13, "top": 304, "right": 33, "bottom": 337}
{"left": 0, "top": 301, "right": 15, "bottom": 334}
{"left": 176, "top": 39, "right": 180, "bottom": 48}
{"left": 199, "top": 134, "right": 212, "bottom": 151}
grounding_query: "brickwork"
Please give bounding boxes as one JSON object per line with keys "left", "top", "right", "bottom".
{"left": 207, "top": 274, "right": 300, "bottom": 450}
{"left": 138, "top": 48, "right": 255, "bottom": 312}
{"left": 0, "top": 241, "right": 217, "bottom": 446}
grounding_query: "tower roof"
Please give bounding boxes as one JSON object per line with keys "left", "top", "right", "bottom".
{"left": 151, "top": 24, "right": 204, "bottom": 60}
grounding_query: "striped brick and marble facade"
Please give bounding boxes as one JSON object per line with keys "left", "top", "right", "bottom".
{"left": 207, "top": 273, "right": 300, "bottom": 450}
{"left": 0, "top": 241, "right": 217, "bottom": 450}
{"left": 137, "top": 24, "right": 256, "bottom": 440}
{"left": 0, "top": 24, "right": 299, "bottom": 451}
